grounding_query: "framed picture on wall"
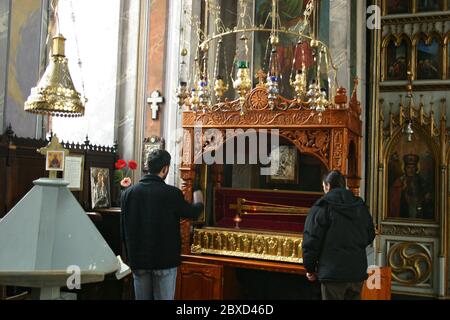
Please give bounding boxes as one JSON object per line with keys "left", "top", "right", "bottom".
{"left": 386, "top": 38, "right": 409, "bottom": 81}
{"left": 143, "top": 136, "right": 165, "bottom": 173}
{"left": 416, "top": 0, "right": 443, "bottom": 12}
{"left": 384, "top": 0, "right": 411, "bottom": 15}
{"left": 386, "top": 136, "right": 436, "bottom": 221}
{"left": 446, "top": 34, "right": 450, "bottom": 79}
{"left": 90, "top": 167, "right": 111, "bottom": 210}
{"left": 267, "top": 146, "right": 299, "bottom": 184}
{"left": 63, "top": 154, "right": 85, "bottom": 191}
{"left": 416, "top": 36, "right": 442, "bottom": 80}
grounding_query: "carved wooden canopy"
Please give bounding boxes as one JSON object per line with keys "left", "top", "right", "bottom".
{"left": 180, "top": 86, "right": 363, "bottom": 196}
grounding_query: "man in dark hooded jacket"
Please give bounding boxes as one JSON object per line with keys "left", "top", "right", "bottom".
{"left": 302, "top": 171, "right": 376, "bottom": 300}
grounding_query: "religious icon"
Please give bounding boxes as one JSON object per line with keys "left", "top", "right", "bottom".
{"left": 416, "top": 0, "right": 442, "bottom": 12}
{"left": 142, "top": 136, "right": 165, "bottom": 173}
{"left": 387, "top": 137, "right": 435, "bottom": 220}
{"left": 416, "top": 37, "right": 441, "bottom": 80}
{"left": 90, "top": 167, "right": 111, "bottom": 209}
{"left": 46, "top": 151, "right": 65, "bottom": 171}
{"left": 385, "top": 0, "right": 411, "bottom": 15}
{"left": 268, "top": 145, "right": 299, "bottom": 184}
{"left": 386, "top": 39, "right": 409, "bottom": 80}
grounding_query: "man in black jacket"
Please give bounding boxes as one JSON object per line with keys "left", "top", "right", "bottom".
{"left": 302, "top": 171, "right": 376, "bottom": 300}
{"left": 121, "top": 149, "right": 204, "bottom": 300}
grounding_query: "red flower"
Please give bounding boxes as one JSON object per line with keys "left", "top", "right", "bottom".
{"left": 128, "top": 160, "right": 138, "bottom": 170}
{"left": 115, "top": 159, "right": 126, "bottom": 170}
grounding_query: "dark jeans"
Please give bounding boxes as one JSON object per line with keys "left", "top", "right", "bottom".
{"left": 133, "top": 268, "right": 177, "bottom": 300}
{"left": 321, "top": 282, "right": 363, "bottom": 300}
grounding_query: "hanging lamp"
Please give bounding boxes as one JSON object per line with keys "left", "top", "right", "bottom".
{"left": 24, "top": 0, "right": 86, "bottom": 117}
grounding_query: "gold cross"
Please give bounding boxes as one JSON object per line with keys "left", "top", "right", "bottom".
{"left": 38, "top": 135, "right": 70, "bottom": 179}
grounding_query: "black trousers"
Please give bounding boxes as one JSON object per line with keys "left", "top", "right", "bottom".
{"left": 321, "top": 282, "right": 363, "bottom": 300}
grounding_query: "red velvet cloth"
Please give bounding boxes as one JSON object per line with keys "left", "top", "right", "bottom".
{"left": 214, "top": 188, "right": 322, "bottom": 233}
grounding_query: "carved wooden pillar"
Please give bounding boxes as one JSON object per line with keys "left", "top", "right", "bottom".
{"left": 330, "top": 128, "right": 345, "bottom": 173}
{"left": 347, "top": 133, "right": 362, "bottom": 196}
{"left": 180, "top": 167, "right": 195, "bottom": 255}
{"left": 180, "top": 127, "right": 195, "bottom": 255}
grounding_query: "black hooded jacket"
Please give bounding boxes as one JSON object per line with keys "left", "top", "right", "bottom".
{"left": 302, "top": 188, "right": 376, "bottom": 282}
{"left": 120, "top": 175, "right": 203, "bottom": 270}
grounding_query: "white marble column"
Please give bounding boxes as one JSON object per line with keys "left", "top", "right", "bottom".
{"left": 115, "top": 0, "right": 142, "bottom": 164}
{"left": 163, "top": 0, "right": 183, "bottom": 186}
{"left": 0, "top": 1, "right": 10, "bottom": 134}
{"left": 163, "top": 0, "right": 201, "bottom": 187}
{"left": 329, "top": 0, "right": 351, "bottom": 90}
{"left": 356, "top": 0, "right": 367, "bottom": 198}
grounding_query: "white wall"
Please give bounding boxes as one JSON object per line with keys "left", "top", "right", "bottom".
{"left": 51, "top": 0, "right": 121, "bottom": 146}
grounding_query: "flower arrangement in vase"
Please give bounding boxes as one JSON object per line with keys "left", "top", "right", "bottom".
{"left": 114, "top": 159, "right": 138, "bottom": 189}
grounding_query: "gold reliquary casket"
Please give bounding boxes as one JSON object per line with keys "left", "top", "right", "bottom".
{"left": 179, "top": 85, "right": 363, "bottom": 265}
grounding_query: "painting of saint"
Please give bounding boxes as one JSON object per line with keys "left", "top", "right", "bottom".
{"left": 388, "top": 137, "right": 435, "bottom": 220}
{"left": 385, "top": 0, "right": 411, "bottom": 15}
{"left": 417, "top": 0, "right": 442, "bottom": 12}
{"left": 417, "top": 38, "right": 441, "bottom": 80}
{"left": 386, "top": 40, "right": 408, "bottom": 80}
{"left": 46, "top": 151, "right": 65, "bottom": 171}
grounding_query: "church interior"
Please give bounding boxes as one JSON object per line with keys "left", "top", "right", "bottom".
{"left": 0, "top": 0, "right": 450, "bottom": 300}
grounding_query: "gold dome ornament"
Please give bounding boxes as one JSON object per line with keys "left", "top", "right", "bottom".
{"left": 24, "top": 35, "right": 86, "bottom": 117}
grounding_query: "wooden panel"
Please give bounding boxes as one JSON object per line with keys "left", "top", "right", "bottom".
{"left": 176, "top": 262, "right": 223, "bottom": 300}
{"left": 6, "top": 143, "right": 46, "bottom": 211}
{"left": 182, "top": 254, "right": 307, "bottom": 276}
{"left": 361, "top": 267, "right": 392, "bottom": 300}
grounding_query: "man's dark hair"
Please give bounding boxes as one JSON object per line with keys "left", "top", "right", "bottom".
{"left": 147, "top": 149, "right": 171, "bottom": 174}
{"left": 323, "top": 170, "right": 346, "bottom": 190}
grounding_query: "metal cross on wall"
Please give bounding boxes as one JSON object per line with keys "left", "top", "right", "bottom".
{"left": 147, "top": 90, "right": 164, "bottom": 120}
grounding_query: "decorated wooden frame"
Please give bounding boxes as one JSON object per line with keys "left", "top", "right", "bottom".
{"left": 378, "top": 96, "right": 447, "bottom": 225}
{"left": 179, "top": 84, "right": 363, "bottom": 256}
{"left": 180, "top": 87, "right": 362, "bottom": 199}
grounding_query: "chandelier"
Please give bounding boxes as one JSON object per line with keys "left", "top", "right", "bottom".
{"left": 177, "top": 0, "right": 338, "bottom": 115}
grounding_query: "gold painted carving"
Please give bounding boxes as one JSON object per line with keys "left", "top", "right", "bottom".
{"left": 191, "top": 227, "right": 303, "bottom": 264}
{"left": 388, "top": 242, "right": 432, "bottom": 285}
{"left": 280, "top": 129, "right": 330, "bottom": 165}
{"left": 381, "top": 224, "right": 439, "bottom": 238}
